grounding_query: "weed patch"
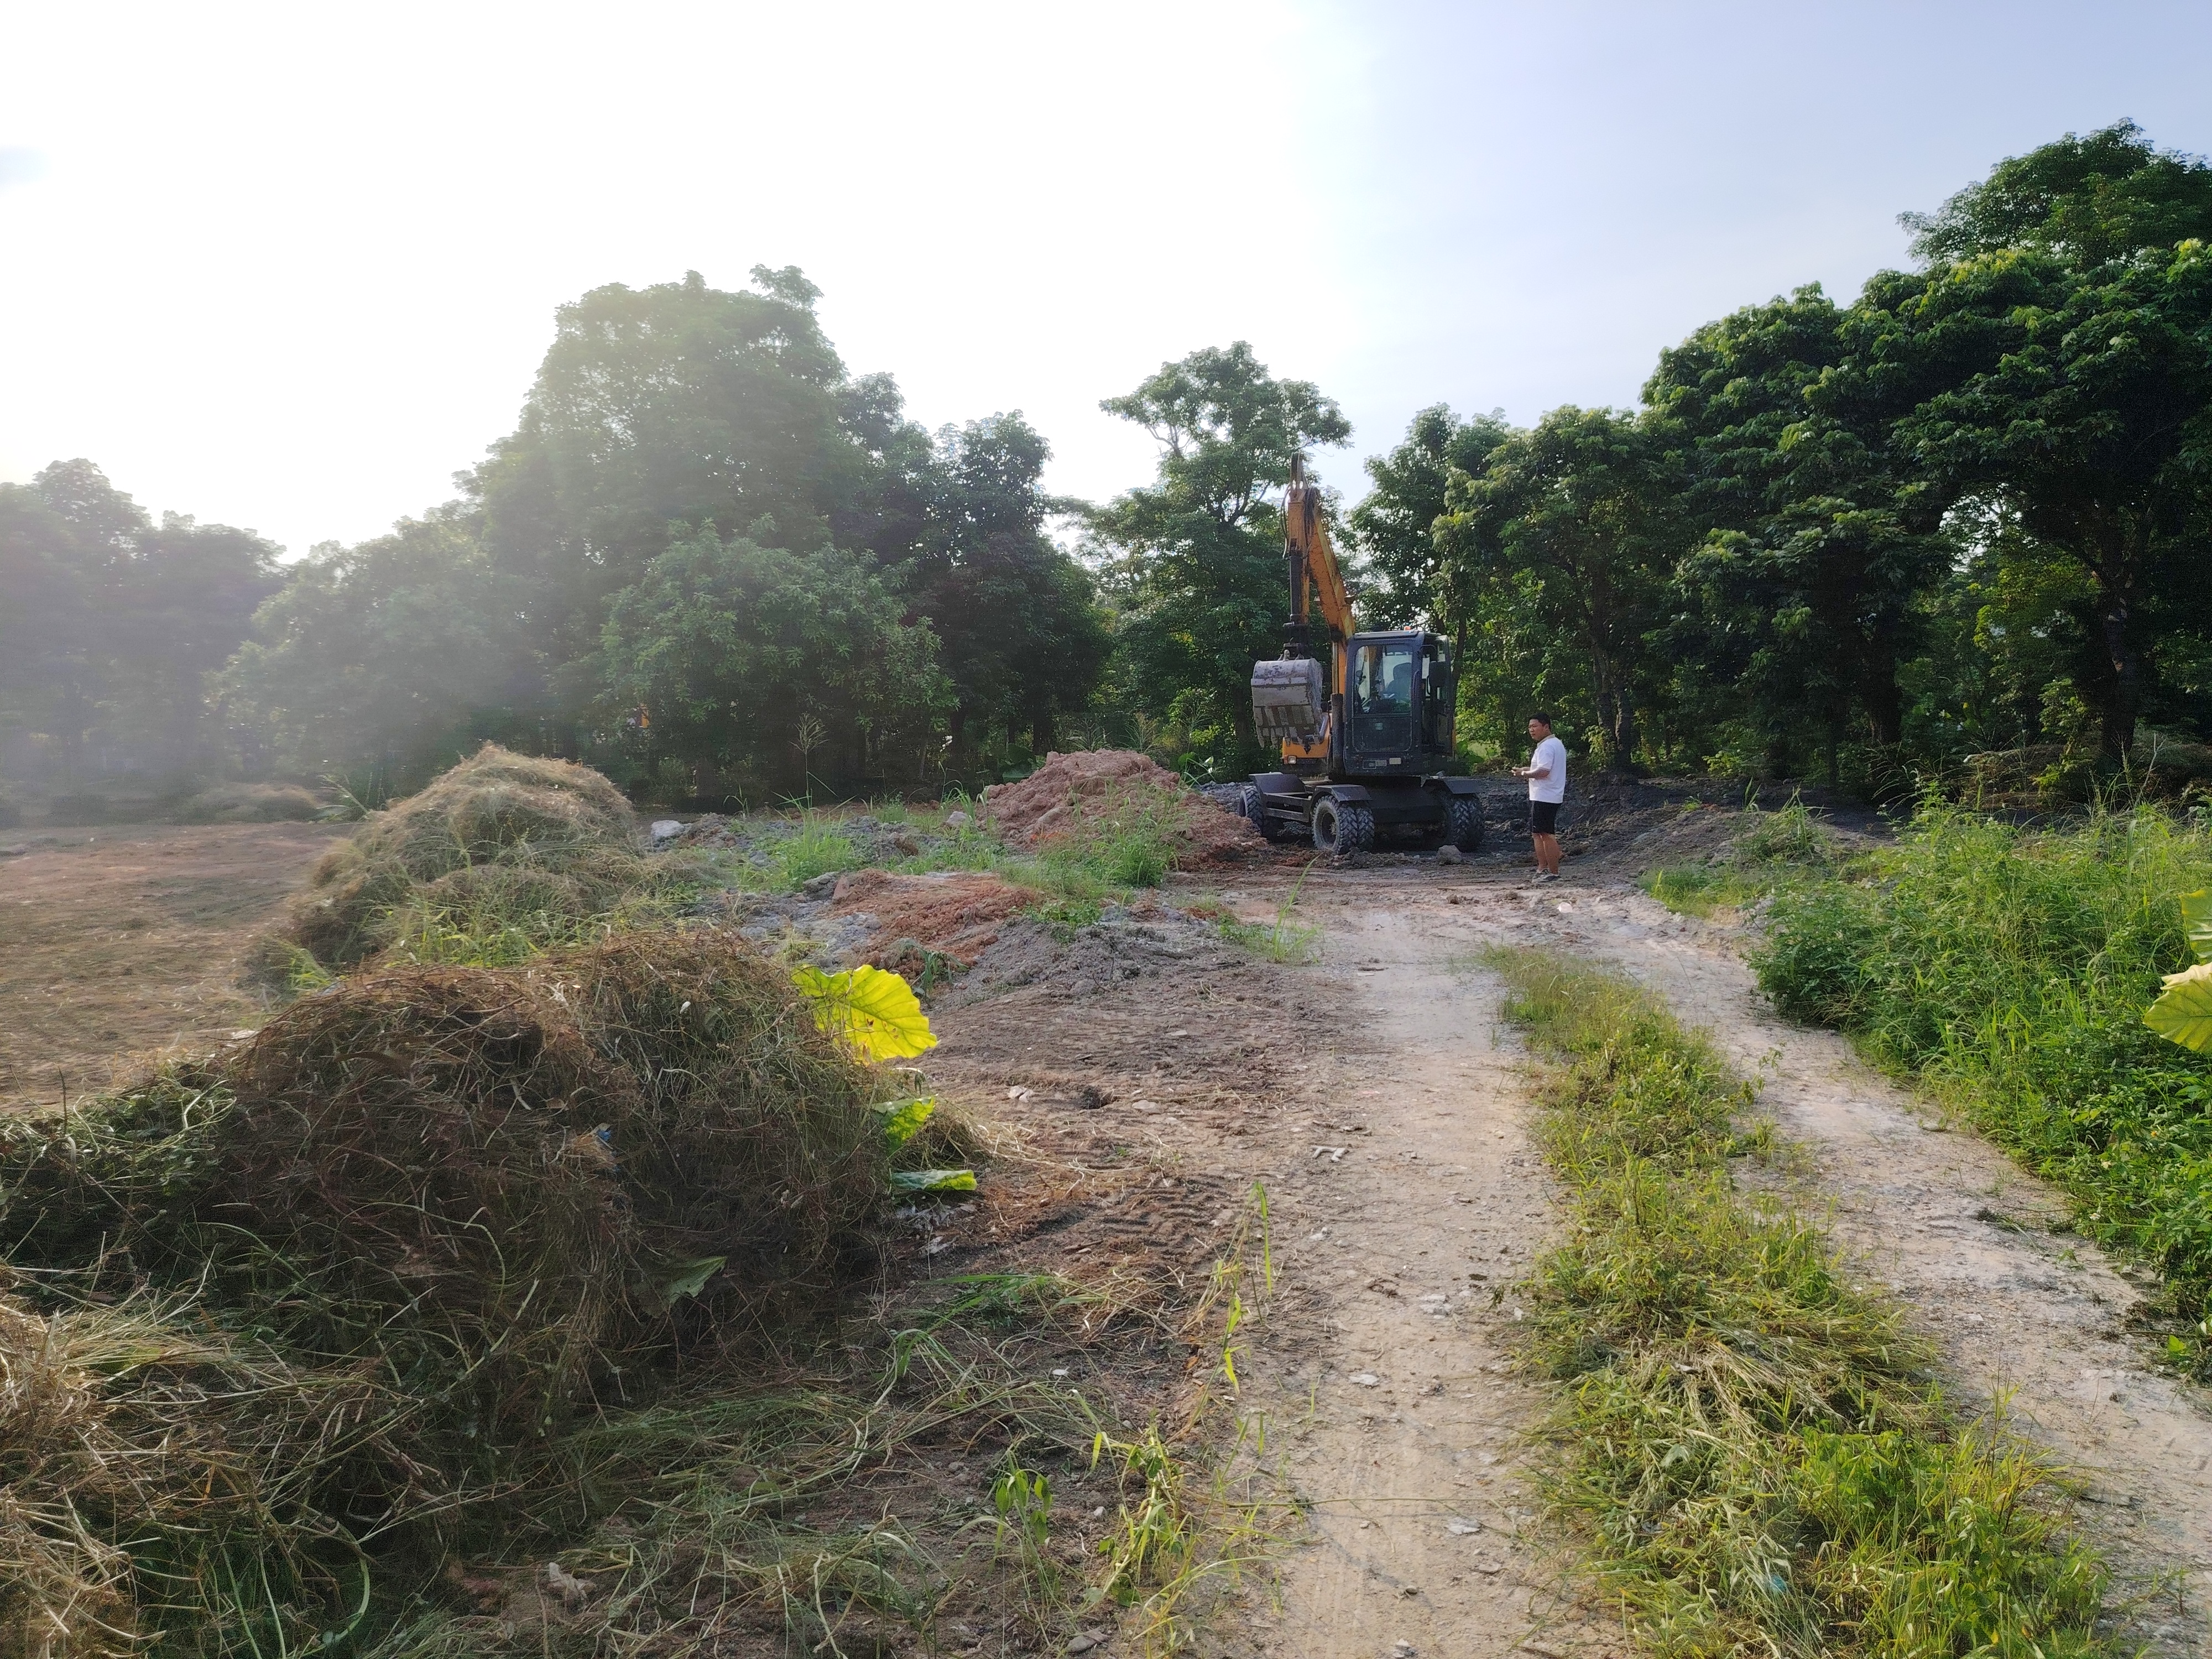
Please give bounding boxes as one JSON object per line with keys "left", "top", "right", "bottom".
{"left": 1489, "top": 949, "right": 2114, "bottom": 1657}
{"left": 1640, "top": 796, "right": 1843, "bottom": 921}
{"left": 1756, "top": 805, "right": 2212, "bottom": 1373}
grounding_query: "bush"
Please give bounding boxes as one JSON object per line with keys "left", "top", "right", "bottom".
{"left": 1756, "top": 805, "right": 2212, "bottom": 1356}
{"left": 173, "top": 781, "right": 322, "bottom": 822}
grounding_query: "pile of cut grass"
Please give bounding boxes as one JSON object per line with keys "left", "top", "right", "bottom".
{"left": 1756, "top": 805, "right": 2212, "bottom": 1371}
{"left": 286, "top": 743, "right": 651, "bottom": 968}
{"left": 1490, "top": 950, "right": 2114, "bottom": 1657}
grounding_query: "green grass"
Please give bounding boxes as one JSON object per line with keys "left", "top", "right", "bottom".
{"left": 1640, "top": 797, "right": 1846, "bottom": 921}
{"left": 1488, "top": 950, "right": 2115, "bottom": 1658}
{"left": 1756, "top": 805, "right": 2212, "bottom": 1375}
{"left": 1215, "top": 862, "right": 1323, "bottom": 964}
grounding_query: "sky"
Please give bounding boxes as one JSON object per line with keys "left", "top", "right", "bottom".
{"left": 3, "top": 1, "right": 2210, "bottom": 559}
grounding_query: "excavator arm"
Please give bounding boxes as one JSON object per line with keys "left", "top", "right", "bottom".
{"left": 1250, "top": 455, "right": 1353, "bottom": 763}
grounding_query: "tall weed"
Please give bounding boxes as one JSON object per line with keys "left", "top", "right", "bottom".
{"left": 1757, "top": 805, "right": 2212, "bottom": 1365}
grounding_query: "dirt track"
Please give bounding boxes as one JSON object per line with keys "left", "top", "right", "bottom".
{"left": 1206, "top": 862, "right": 2212, "bottom": 1658}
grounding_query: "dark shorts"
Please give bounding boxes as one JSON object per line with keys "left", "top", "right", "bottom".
{"left": 1528, "top": 799, "right": 1560, "bottom": 836}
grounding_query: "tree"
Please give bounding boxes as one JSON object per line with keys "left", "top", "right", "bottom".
{"left": 0, "top": 460, "right": 280, "bottom": 786}
{"left": 1644, "top": 288, "right": 1952, "bottom": 775}
{"left": 1903, "top": 121, "right": 2212, "bottom": 268}
{"left": 897, "top": 413, "right": 1108, "bottom": 758}
{"left": 1088, "top": 343, "right": 1350, "bottom": 775}
{"left": 465, "top": 268, "right": 871, "bottom": 708}
{"left": 221, "top": 512, "right": 531, "bottom": 781}
{"left": 1878, "top": 241, "right": 2212, "bottom": 759}
{"left": 1347, "top": 404, "right": 1516, "bottom": 629}
{"left": 1437, "top": 408, "right": 1682, "bottom": 770}
{"left": 598, "top": 526, "right": 950, "bottom": 799}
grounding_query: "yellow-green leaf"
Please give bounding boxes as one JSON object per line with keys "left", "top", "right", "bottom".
{"left": 792, "top": 963, "right": 937, "bottom": 1061}
{"left": 873, "top": 1096, "right": 937, "bottom": 1149}
{"left": 2145, "top": 961, "right": 2212, "bottom": 1051}
{"left": 889, "top": 1167, "right": 975, "bottom": 1195}
{"left": 661, "top": 1254, "right": 726, "bottom": 1306}
{"left": 2180, "top": 889, "right": 2212, "bottom": 963}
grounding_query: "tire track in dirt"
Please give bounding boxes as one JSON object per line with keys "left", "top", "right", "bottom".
{"left": 1243, "top": 886, "right": 1618, "bottom": 1659}
{"left": 1456, "top": 877, "right": 2212, "bottom": 1656}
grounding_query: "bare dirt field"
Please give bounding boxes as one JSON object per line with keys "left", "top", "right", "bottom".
{"left": 8, "top": 805, "right": 2209, "bottom": 1656}
{"left": 0, "top": 820, "right": 342, "bottom": 1113}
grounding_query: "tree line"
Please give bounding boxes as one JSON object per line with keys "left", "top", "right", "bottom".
{"left": 4, "top": 123, "right": 2210, "bottom": 807}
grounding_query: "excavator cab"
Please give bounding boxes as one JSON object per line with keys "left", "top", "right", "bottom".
{"left": 1239, "top": 461, "right": 1486, "bottom": 857}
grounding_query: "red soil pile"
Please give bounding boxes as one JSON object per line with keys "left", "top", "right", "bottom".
{"left": 830, "top": 869, "right": 1035, "bottom": 969}
{"left": 979, "top": 750, "right": 1260, "bottom": 865}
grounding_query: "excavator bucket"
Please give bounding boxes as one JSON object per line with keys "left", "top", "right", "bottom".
{"left": 1251, "top": 656, "right": 1325, "bottom": 742}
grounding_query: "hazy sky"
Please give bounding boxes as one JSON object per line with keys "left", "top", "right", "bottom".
{"left": 4, "top": 2, "right": 2209, "bottom": 558}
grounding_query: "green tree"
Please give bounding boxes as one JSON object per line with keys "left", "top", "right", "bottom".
{"left": 1875, "top": 241, "right": 2212, "bottom": 759}
{"left": 1347, "top": 404, "right": 1516, "bottom": 629}
{"left": 1089, "top": 343, "right": 1350, "bottom": 776}
{"left": 466, "top": 267, "right": 870, "bottom": 708}
{"left": 1903, "top": 121, "right": 2212, "bottom": 267}
{"left": 598, "top": 526, "right": 949, "bottom": 799}
{"left": 899, "top": 413, "right": 1108, "bottom": 760}
{"left": 221, "top": 512, "right": 531, "bottom": 781}
{"left": 1437, "top": 408, "right": 1682, "bottom": 770}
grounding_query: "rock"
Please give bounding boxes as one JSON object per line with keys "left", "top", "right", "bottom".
{"left": 1446, "top": 1516, "right": 1483, "bottom": 1535}
{"left": 799, "top": 872, "right": 839, "bottom": 898}
{"left": 1068, "top": 1632, "right": 1108, "bottom": 1655}
{"left": 1437, "top": 844, "right": 1463, "bottom": 864}
{"left": 0, "top": 846, "right": 25, "bottom": 858}
{"left": 649, "top": 818, "right": 684, "bottom": 841}
{"left": 945, "top": 809, "right": 972, "bottom": 828}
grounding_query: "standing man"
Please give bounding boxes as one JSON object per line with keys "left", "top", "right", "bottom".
{"left": 1513, "top": 714, "right": 1567, "bottom": 881}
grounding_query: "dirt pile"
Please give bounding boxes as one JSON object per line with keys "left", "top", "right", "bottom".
{"left": 0, "top": 932, "right": 889, "bottom": 1452}
{"left": 286, "top": 744, "right": 644, "bottom": 965}
{"left": 981, "top": 750, "right": 1261, "bottom": 865}
{"left": 829, "top": 868, "right": 1036, "bottom": 972}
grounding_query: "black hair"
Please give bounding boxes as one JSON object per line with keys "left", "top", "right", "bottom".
{"left": 1528, "top": 712, "right": 1554, "bottom": 729}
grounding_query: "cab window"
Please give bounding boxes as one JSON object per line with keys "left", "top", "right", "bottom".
{"left": 1353, "top": 644, "right": 1417, "bottom": 715}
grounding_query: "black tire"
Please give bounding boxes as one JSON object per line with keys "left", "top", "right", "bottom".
{"left": 1444, "top": 795, "right": 1485, "bottom": 853}
{"left": 1311, "top": 797, "right": 1375, "bottom": 856}
{"left": 1238, "top": 782, "right": 1280, "bottom": 843}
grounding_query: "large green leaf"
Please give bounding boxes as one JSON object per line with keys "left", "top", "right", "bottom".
{"left": 2181, "top": 889, "right": 2212, "bottom": 963}
{"left": 889, "top": 1167, "right": 976, "bottom": 1196}
{"left": 2145, "top": 961, "right": 2212, "bottom": 1051}
{"left": 792, "top": 964, "right": 937, "bottom": 1061}
{"left": 872, "top": 1096, "right": 937, "bottom": 1149}
{"left": 661, "top": 1255, "right": 727, "bottom": 1306}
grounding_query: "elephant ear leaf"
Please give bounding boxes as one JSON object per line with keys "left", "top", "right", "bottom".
{"left": 792, "top": 964, "right": 937, "bottom": 1061}
{"left": 873, "top": 1096, "right": 937, "bottom": 1149}
{"left": 2145, "top": 961, "right": 2212, "bottom": 1052}
{"left": 2180, "top": 890, "right": 2212, "bottom": 964}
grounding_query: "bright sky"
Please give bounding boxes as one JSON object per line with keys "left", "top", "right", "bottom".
{"left": 4, "top": 2, "right": 2209, "bottom": 557}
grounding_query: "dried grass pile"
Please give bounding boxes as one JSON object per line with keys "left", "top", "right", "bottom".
{"left": 173, "top": 781, "right": 322, "bottom": 822}
{"left": 1, "top": 933, "right": 890, "bottom": 1454}
{"left": 0, "top": 1289, "right": 425, "bottom": 1658}
{"left": 289, "top": 744, "right": 644, "bottom": 966}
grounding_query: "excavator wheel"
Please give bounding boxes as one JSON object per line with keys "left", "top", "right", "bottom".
{"left": 1311, "top": 797, "right": 1375, "bottom": 857}
{"left": 1238, "top": 784, "right": 1281, "bottom": 843}
{"left": 1445, "top": 795, "right": 1485, "bottom": 854}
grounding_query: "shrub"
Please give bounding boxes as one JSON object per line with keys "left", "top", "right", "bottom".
{"left": 173, "top": 781, "right": 322, "bottom": 822}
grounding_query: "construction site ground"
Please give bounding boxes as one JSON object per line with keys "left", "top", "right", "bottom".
{"left": 4, "top": 787, "right": 2209, "bottom": 1657}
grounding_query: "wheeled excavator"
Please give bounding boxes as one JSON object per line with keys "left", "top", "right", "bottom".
{"left": 1238, "top": 458, "right": 1485, "bottom": 856}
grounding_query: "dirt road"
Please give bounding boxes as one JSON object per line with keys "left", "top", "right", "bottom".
{"left": 1219, "top": 863, "right": 2212, "bottom": 1658}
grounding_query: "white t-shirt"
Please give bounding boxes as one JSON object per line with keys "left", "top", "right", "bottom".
{"left": 1527, "top": 735, "right": 1567, "bottom": 804}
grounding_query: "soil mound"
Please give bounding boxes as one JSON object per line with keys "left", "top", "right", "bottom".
{"left": 980, "top": 750, "right": 1260, "bottom": 865}
{"left": 0, "top": 932, "right": 888, "bottom": 1448}
{"left": 830, "top": 868, "right": 1036, "bottom": 971}
{"left": 288, "top": 744, "right": 642, "bottom": 964}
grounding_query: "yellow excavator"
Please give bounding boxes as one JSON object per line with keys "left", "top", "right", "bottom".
{"left": 1238, "top": 458, "right": 1485, "bottom": 855}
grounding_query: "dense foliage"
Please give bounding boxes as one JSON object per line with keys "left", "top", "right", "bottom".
{"left": 8, "top": 123, "right": 2212, "bottom": 804}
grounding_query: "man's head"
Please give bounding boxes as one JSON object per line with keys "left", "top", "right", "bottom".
{"left": 1527, "top": 713, "right": 1553, "bottom": 740}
